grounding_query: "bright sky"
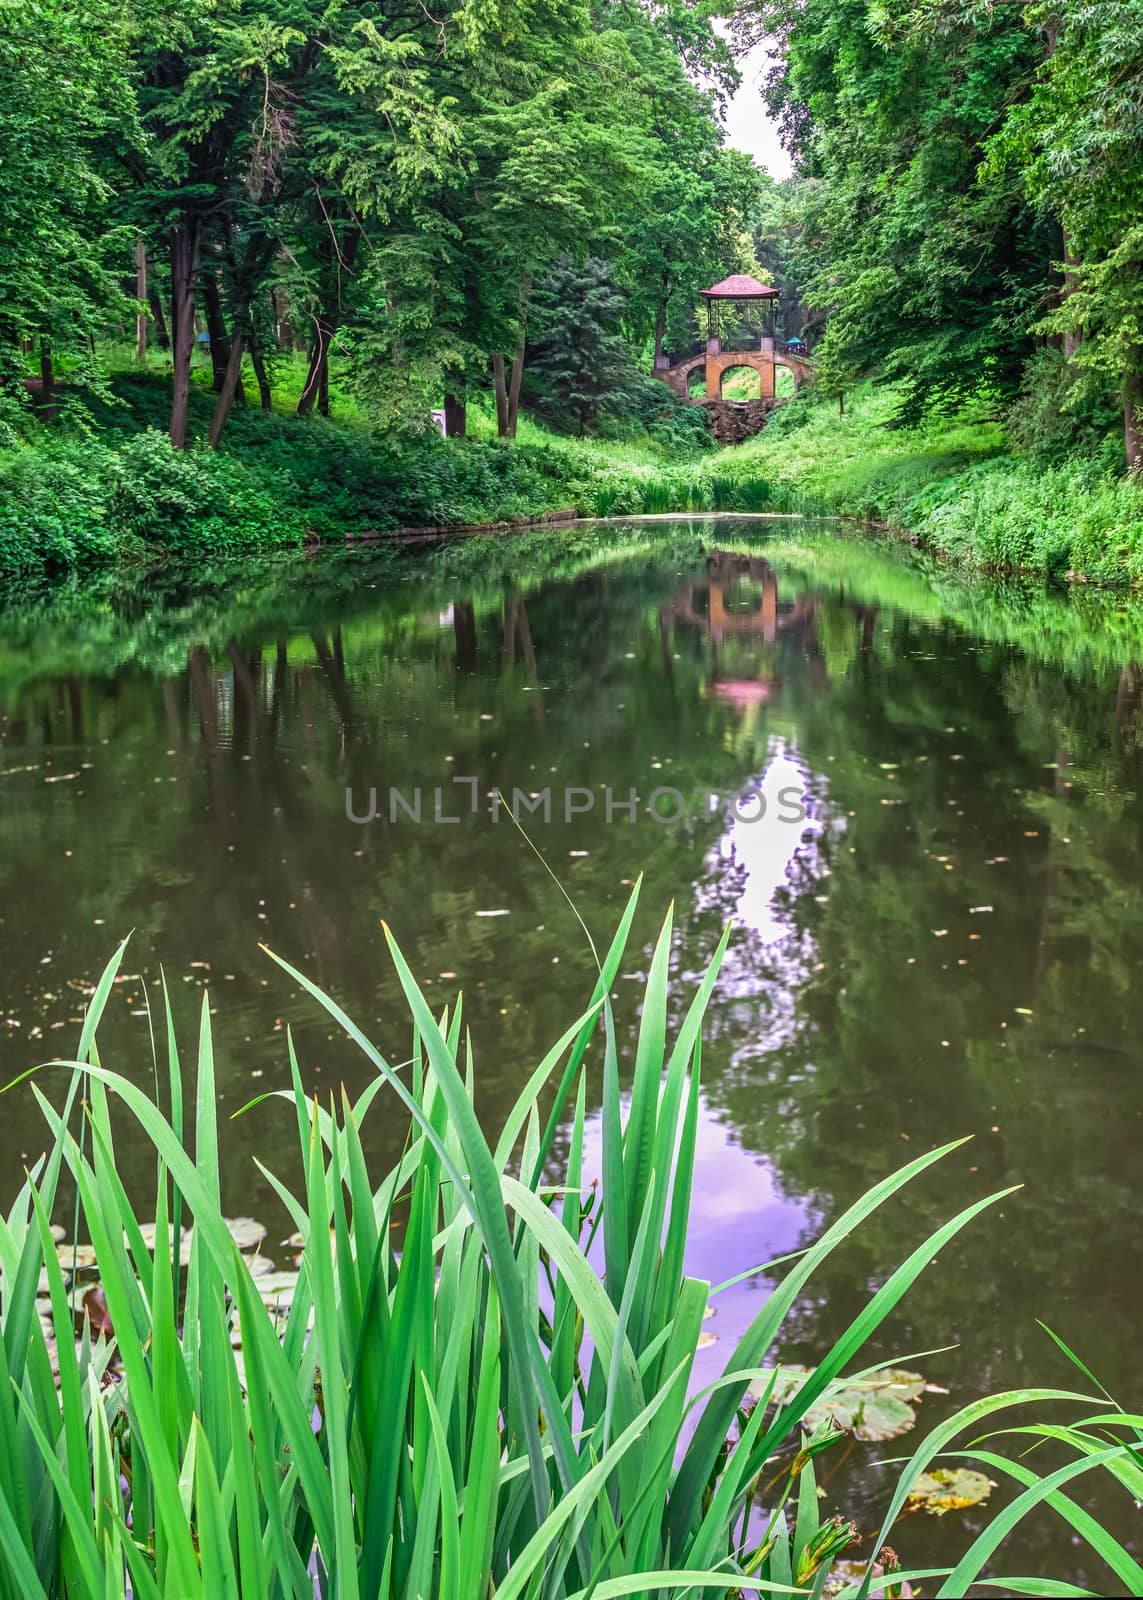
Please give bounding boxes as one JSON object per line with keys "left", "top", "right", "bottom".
{"left": 722, "top": 39, "right": 793, "bottom": 179}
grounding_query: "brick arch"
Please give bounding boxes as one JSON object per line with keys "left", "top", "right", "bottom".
{"left": 706, "top": 350, "right": 775, "bottom": 400}
{"left": 659, "top": 353, "right": 706, "bottom": 400}
{"left": 775, "top": 354, "right": 812, "bottom": 390}
{"left": 717, "top": 362, "right": 765, "bottom": 400}
{"left": 655, "top": 347, "right": 815, "bottom": 404}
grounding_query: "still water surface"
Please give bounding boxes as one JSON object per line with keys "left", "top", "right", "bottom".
{"left": 1, "top": 518, "right": 1141, "bottom": 1587}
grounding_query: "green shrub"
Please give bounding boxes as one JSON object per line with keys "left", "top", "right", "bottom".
{"left": 1006, "top": 349, "right": 1123, "bottom": 466}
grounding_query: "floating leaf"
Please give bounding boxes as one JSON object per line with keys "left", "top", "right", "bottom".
{"left": 55, "top": 1242, "right": 98, "bottom": 1271}
{"left": 753, "top": 1366, "right": 928, "bottom": 1442}
{"left": 254, "top": 1270, "right": 302, "bottom": 1301}
{"left": 81, "top": 1285, "right": 114, "bottom": 1337}
{"left": 223, "top": 1217, "right": 268, "bottom": 1250}
{"left": 906, "top": 1467, "right": 996, "bottom": 1516}
{"left": 136, "top": 1222, "right": 193, "bottom": 1263}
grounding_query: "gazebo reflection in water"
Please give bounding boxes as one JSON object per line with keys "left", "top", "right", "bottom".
{"left": 660, "top": 551, "right": 841, "bottom": 707}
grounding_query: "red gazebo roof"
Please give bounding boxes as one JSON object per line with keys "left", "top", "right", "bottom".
{"left": 699, "top": 274, "right": 781, "bottom": 300}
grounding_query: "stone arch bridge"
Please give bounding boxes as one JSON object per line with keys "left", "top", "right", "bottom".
{"left": 655, "top": 342, "right": 815, "bottom": 403}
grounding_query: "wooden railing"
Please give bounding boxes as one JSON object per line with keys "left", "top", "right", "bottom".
{"left": 661, "top": 339, "right": 814, "bottom": 370}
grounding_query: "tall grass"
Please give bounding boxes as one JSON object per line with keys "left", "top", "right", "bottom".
{"left": 2, "top": 887, "right": 1139, "bottom": 1598}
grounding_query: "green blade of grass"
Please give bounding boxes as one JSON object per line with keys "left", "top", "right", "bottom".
{"left": 748, "top": 1185, "right": 1021, "bottom": 1473}
{"left": 940, "top": 1448, "right": 1143, "bottom": 1594}
{"left": 937, "top": 1448, "right": 1130, "bottom": 1598}
{"left": 670, "top": 1137, "right": 974, "bottom": 1550}
{"left": 854, "top": 1389, "right": 1106, "bottom": 1600}
{"left": 191, "top": 1419, "right": 239, "bottom": 1600}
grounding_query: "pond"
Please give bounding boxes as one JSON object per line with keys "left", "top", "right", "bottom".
{"left": 2, "top": 517, "right": 1141, "bottom": 1587}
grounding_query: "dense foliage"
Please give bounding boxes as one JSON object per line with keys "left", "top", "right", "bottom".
{"left": 2, "top": 0, "right": 1142, "bottom": 580}
{"left": 738, "top": 0, "right": 1143, "bottom": 472}
{"left": 0, "top": 0, "right": 759, "bottom": 447}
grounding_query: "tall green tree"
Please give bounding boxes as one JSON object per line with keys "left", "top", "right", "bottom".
{"left": 0, "top": 0, "right": 136, "bottom": 411}
{"left": 524, "top": 255, "right": 645, "bottom": 434}
{"left": 737, "top": 0, "right": 1058, "bottom": 420}
{"left": 985, "top": 1, "right": 1143, "bottom": 471}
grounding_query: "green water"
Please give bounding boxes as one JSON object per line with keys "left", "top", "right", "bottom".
{"left": 2, "top": 518, "right": 1141, "bottom": 1589}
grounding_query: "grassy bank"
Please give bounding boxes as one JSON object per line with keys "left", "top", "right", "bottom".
{"left": 7, "top": 363, "right": 1143, "bottom": 588}
{"left": 0, "top": 366, "right": 720, "bottom": 585}
{"left": 728, "top": 384, "right": 1143, "bottom": 584}
{"left": 3, "top": 894, "right": 1140, "bottom": 1598}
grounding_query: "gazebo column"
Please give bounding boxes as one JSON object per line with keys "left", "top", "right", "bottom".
{"left": 704, "top": 302, "right": 720, "bottom": 397}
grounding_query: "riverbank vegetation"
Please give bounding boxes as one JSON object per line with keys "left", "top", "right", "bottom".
{"left": 3, "top": 897, "right": 1141, "bottom": 1598}
{"left": 728, "top": 0, "right": 1143, "bottom": 578}
{"left": 5, "top": 1, "right": 1142, "bottom": 584}
{"left": 722, "top": 385, "right": 1143, "bottom": 583}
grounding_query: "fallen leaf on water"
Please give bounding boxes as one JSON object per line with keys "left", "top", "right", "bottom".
{"left": 826, "top": 1560, "right": 914, "bottom": 1599}
{"left": 56, "top": 1242, "right": 98, "bottom": 1271}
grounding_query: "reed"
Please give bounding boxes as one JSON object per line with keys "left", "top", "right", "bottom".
{"left": 1, "top": 887, "right": 1137, "bottom": 1598}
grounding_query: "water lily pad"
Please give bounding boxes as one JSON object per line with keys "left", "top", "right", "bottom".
{"left": 754, "top": 1366, "right": 927, "bottom": 1442}
{"left": 55, "top": 1242, "right": 98, "bottom": 1272}
{"left": 224, "top": 1217, "right": 268, "bottom": 1250}
{"left": 906, "top": 1468, "right": 995, "bottom": 1516}
{"left": 134, "top": 1223, "right": 193, "bottom": 1264}
{"left": 254, "top": 1270, "right": 303, "bottom": 1302}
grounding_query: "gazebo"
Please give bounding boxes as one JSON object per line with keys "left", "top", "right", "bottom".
{"left": 699, "top": 273, "right": 782, "bottom": 350}
{"left": 652, "top": 271, "right": 811, "bottom": 414}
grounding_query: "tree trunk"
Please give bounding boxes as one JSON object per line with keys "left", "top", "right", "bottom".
{"left": 506, "top": 269, "right": 534, "bottom": 439}
{"left": 147, "top": 265, "right": 170, "bottom": 352}
{"left": 135, "top": 240, "right": 148, "bottom": 364}
{"left": 249, "top": 332, "right": 272, "bottom": 410}
{"left": 1062, "top": 231, "right": 1081, "bottom": 359}
{"left": 507, "top": 332, "right": 526, "bottom": 439}
{"left": 653, "top": 301, "right": 666, "bottom": 368}
{"left": 1126, "top": 368, "right": 1143, "bottom": 475}
{"left": 297, "top": 314, "right": 333, "bottom": 416}
{"left": 169, "top": 217, "right": 201, "bottom": 449}
{"left": 272, "top": 290, "right": 292, "bottom": 351}
{"left": 39, "top": 342, "right": 55, "bottom": 417}
{"left": 443, "top": 392, "right": 467, "bottom": 438}
{"left": 201, "top": 270, "right": 230, "bottom": 393}
{"left": 492, "top": 354, "right": 510, "bottom": 437}
{"left": 207, "top": 296, "right": 250, "bottom": 449}
{"left": 318, "top": 350, "right": 330, "bottom": 418}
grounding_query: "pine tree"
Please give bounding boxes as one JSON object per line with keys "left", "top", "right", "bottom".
{"left": 525, "top": 257, "right": 644, "bottom": 436}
